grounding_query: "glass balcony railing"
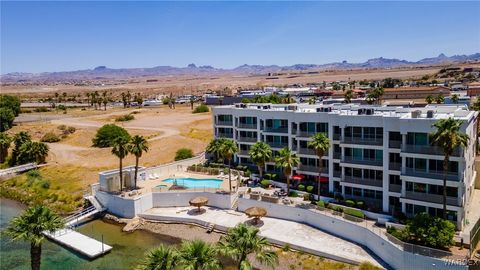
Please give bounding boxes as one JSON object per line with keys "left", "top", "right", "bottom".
{"left": 402, "top": 145, "right": 462, "bottom": 157}
{"left": 342, "top": 156, "right": 383, "bottom": 167}
{"left": 404, "top": 191, "right": 460, "bottom": 206}
{"left": 217, "top": 133, "right": 233, "bottom": 138}
{"left": 297, "top": 164, "right": 328, "bottom": 174}
{"left": 389, "top": 184, "right": 401, "bottom": 193}
{"left": 266, "top": 142, "right": 288, "bottom": 149}
{"left": 343, "top": 176, "right": 383, "bottom": 187}
{"left": 402, "top": 168, "right": 460, "bottom": 182}
{"left": 389, "top": 162, "right": 401, "bottom": 171}
{"left": 342, "top": 136, "right": 383, "bottom": 146}
{"left": 237, "top": 136, "right": 257, "bottom": 143}
{"left": 297, "top": 131, "right": 316, "bottom": 138}
{"left": 237, "top": 123, "right": 257, "bottom": 129}
{"left": 388, "top": 140, "right": 402, "bottom": 149}
{"left": 216, "top": 120, "right": 233, "bottom": 126}
{"left": 298, "top": 147, "right": 316, "bottom": 155}
{"left": 264, "top": 127, "right": 288, "bottom": 133}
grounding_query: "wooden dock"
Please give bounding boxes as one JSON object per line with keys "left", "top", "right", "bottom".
{"left": 45, "top": 229, "right": 112, "bottom": 258}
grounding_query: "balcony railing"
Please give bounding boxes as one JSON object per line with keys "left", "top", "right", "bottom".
{"left": 389, "top": 184, "right": 401, "bottom": 193}
{"left": 216, "top": 120, "right": 233, "bottom": 126}
{"left": 343, "top": 176, "right": 383, "bottom": 187}
{"left": 333, "top": 171, "right": 341, "bottom": 178}
{"left": 297, "top": 131, "right": 315, "bottom": 138}
{"left": 266, "top": 142, "right": 288, "bottom": 149}
{"left": 237, "top": 123, "right": 257, "bottom": 129}
{"left": 217, "top": 133, "right": 233, "bottom": 138}
{"left": 389, "top": 140, "right": 401, "bottom": 149}
{"left": 342, "top": 156, "right": 383, "bottom": 167}
{"left": 297, "top": 164, "right": 328, "bottom": 174}
{"left": 333, "top": 134, "right": 341, "bottom": 141}
{"left": 404, "top": 191, "right": 460, "bottom": 206}
{"left": 402, "top": 145, "right": 462, "bottom": 157}
{"left": 264, "top": 127, "right": 288, "bottom": 133}
{"left": 402, "top": 168, "right": 460, "bottom": 182}
{"left": 298, "top": 147, "right": 316, "bottom": 155}
{"left": 238, "top": 136, "right": 257, "bottom": 143}
{"left": 342, "top": 136, "right": 383, "bottom": 146}
{"left": 389, "top": 162, "right": 401, "bottom": 171}
{"left": 333, "top": 152, "right": 341, "bottom": 159}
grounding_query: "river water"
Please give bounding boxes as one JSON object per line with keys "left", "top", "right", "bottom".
{"left": 0, "top": 198, "right": 206, "bottom": 270}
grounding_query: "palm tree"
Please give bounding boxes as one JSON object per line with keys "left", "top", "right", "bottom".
{"left": 308, "top": 133, "right": 330, "bottom": 198}
{"left": 0, "top": 132, "right": 12, "bottom": 163}
{"left": 275, "top": 148, "right": 299, "bottom": 195}
{"left": 430, "top": 118, "right": 469, "bottom": 219}
{"left": 425, "top": 95, "right": 434, "bottom": 104}
{"left": 451, "top": 94, "right": 459, "bottom": 104}
{"left": 206, "top": 138, "right": 223, "bottom": 162}
{"left": 435, "top": 94, "right": 445, "bottom": 104}
{"left": 111, "top": 136, "right": 130, "bottom": 191}
{"left": 129, "top": 135, "right": 149, "bottom": 189}
{"left": 5, "top": 205, "right": 64, "bottom": 270}
{"left": 102, "top": 91, "right": 108, "bottom": 110}
{"left": 31, "top": 142, "right": 49, "bottom": 164}
{"left": 85, "top": 92, "right": 91, "bottom": 106}
{"left": 344, "top": 90, "right": 353, "bottom": 104}
{"left": 219, "top": 139, "right": 238, "bottom": 193}
{"left": 177, "top": 240, "right": 221, "bottom": 270}
{"left": 137, "top": 245, "right": 178, "bottom": 270}
{"left": 17, "top": 141, "right": 49, "bottom": 165}
{"left": 218, "top": 223, "right": 278, "bottom": 270}
{"left": 248, "top": 141, "right": 272, "bottom": 179}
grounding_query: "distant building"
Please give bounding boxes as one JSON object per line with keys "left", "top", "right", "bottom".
{"left": 382, "top": 86, "right": 450, "bottom": 99}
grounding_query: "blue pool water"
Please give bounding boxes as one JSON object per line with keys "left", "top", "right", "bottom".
{"left": 162, "top": 177, "right": 223, "bottom": 188}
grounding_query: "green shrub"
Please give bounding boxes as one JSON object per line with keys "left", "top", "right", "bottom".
{"left": 316, "top": 200, "right": 328, "bottom": 209}
{"left": 297, "top": 184, "right": 305, "bottom": 191}
{"left": 303, "top": 193, "right": 310, "bottom": 201}
{"left": 328, "top": 204, "right": 343, "bottom": 213}
{"left": 306, "top": 185, "right": 314, "bottom": 193}
{"left": 33, "top": 107, "right": 50, "bottom": 113}
{"left": 345, "top": 200, "right": 355, "bottom": 207}
{"left": 192, "top": 104, "right": 209, "bottom": 113}
{"left": 39, "top": 179, "right": 50, "bottom": 189}
{"left": 282, "top": 243, "right": 291, "bottom": 252}
{"left": 404, "top": 212, "right": 455, "bottom": 249}
{"left": 356, "top": 201, "right": 365, "bottom": 209}
{"left": 260, "top": 180, "right": 270, "bottom": 188}
{"left": 41, "top": 132, "right": 61, "bottom": 143}
{"left": 344, "top": 208, "right": 365, "bottom": 219}
{"left": 0, "top": 95, "right": 21, "bottom": 116}
{"left": 359, "top": 262, "right": 382, "bottom": 270}
{"left": 57, "top": 125, "right": 67, "bottom": 130}
{"left": 115, "top": 114, "right": 135, "bottom": 122}
{"left": 175, "top": 148, "right": 194, "bottom": 161}
{"left": 0, "top": 107, "right": 15, "bottom": 132}
{"left": 288, "top": 191, "right": 299, "bottom": 197}
{"left": 57, "top": 104, "right": 66, "bottom": 111}
{"left": 92, "top": 124, "right": 131, "bottom": 148}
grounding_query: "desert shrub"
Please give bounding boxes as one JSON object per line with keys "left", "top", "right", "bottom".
{"left": 57, "top": 124, "right": 67, "bottom": 130}
{"left": 192, "top": 104, "right": 209, "bottom": 113}
{"left": 33, "top": 107, "right": 50, "bottom": 113}
{"left": 39, "top": 179, "right": 50, "bottom": 189}
{"left": 175, "top": 148, "right": 194, "bottom": 161}
{"left": 21, "top": 109, "right": 32, "bottom": 113}
{"left": 115, "top": 114, "right": 135, "bottom": 122}
{"left": 260, "top": 180, "right": 270, "bottom": 188}
{"left": 281, "top": 243, "right": 291, "bottom": 252}
{"left": 26, "top": 169, "right": 41, "bottom": 179}
{"left": 41, "top": 132, "right": 61, "bottom": 143}
{"left": 345, "top": 199, "right": 355, "bottom": 207}
{"left": 288, "top": 191, "right": 299, "bottom": 197}
{"left": 344, "top": 208, "right": 365, "bottom": 219}
{"left": 66, "top": 126, "right": 76, "bottom": 134}
{"left": 297, "top": 184, "right": 305, "bottom": 191}
{"left": 306, "top": 185, "right": 314, "bottom": 193}
{"left": 92, "top": 124, "right": 131, "bottom": 148}
{"left": 57, "top": 104, "right": 66, "bottom": 111}
{"left": 359, "top": 262, "right": 382, "bottom": 270}
{"left": 303, "top": 193, "right": 310, "bottom": 201}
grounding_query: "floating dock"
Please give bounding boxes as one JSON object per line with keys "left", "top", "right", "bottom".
{"left": 45, "top": 228, "right": 112, "bottom": 258}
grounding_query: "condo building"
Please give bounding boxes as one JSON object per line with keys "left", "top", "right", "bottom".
{"left": 212, "top": 103, "right": 478, "bottom": 228}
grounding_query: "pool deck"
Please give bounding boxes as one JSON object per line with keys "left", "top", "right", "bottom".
{"left": 139, "top": 206, "right": 384, "bottom": 267}
{"left": 138, "top": 172, "right": 236, "bottom": 192}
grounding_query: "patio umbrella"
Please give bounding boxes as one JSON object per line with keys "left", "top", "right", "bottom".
{"left": 291, "top": 174, "right": 304, "bottom": 181}
{"left": 189, "top": 196, "right": 209, "bottom": 212}
{"left": 245, "top": 206, "right": 267, "bottom": 224}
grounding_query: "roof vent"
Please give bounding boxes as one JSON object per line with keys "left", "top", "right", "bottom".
{"left": 411, "top": 110, "right": 421, "bottom": 118}
{"left": 427, "top": 110, "right": 434, "bottom": 118}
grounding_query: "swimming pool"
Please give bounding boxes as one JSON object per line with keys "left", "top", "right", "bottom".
{"left": 162, "top": 177, "right": 223, "bottom": 189}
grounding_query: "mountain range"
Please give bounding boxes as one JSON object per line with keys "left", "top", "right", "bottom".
{"left": 2, "top": 53, "right": 479, "bottom": 83}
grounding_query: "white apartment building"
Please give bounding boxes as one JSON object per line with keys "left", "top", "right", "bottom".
{"left": 212, "top": 103, "right": 478, "bottom": 228}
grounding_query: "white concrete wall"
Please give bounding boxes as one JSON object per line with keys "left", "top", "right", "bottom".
{"left": 152, "top": 192, "right": 234, "bottom": 209}
{"left": 237, "top": 198, "right": 467, "bottom": 270}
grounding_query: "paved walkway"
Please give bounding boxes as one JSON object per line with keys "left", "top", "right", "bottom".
{"left": 140, "top": 206, "right": 384, "bottom": 267}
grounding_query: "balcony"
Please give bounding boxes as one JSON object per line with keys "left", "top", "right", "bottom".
{"left": 297, "top": 164, "right": 328, "bottom": 174}
{"left": 238, "top": 136, "right": 257, "bottom": 143}
{"left": 237, "top": 123, "right": 257, "bottom": 129}
{"left": 333, "top": 134, "right": 341, "bottom": 141}
{"left": 333, "top": 170, "right": 341, "bottom": 178}
{"left": 389, "top": 162, "right": 401, "bottom": 171}
{"left": 404, "top": 191, "right": 460, "bottom": 206}
{"left": 402, "top": 144, "right": 462, "bottom": 157}
{"left": 342, "top": 136, "right": 383, "bottom": 146}
{"left": 298, "top": 147, "right": 316, "bottom": 155}
{"left": 389, "top": 140, "right": 401, "bottom": 149}
{"left": 264, "top": 127, "right": 288, "bottom": 133}
{"left": 266, "top": 142, "right": 288, "bottom": 149}
{"left": 389, "top": 184, "right": 401, "bottom": 193}
{"left": 402, "top": 168, "right": 460, "bottom": 182}
{"left": 297, "top": 131, "right": 315, "bottom": 138}
{"left": 238, "top": 150, "right": 250, "bottom": 156}
{"left": 216, "top": 120, "right": 233, "bottom": 126}
{"left": 217, "top": 133, "right": 233, "bottom": 139}
{"left": 342, "top": 156, "right": 383, "bottom": 167}
{"left": 333, "top": 152, "right": 341, "bottom": 159}
{"left": 343, "top": 176, "right": 383, "bottom": 187}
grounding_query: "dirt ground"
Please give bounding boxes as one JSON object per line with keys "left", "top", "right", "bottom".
{"left": 7, "top": 104, "right": 213, "bottom": 186}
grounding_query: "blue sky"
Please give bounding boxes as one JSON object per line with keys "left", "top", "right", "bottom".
{"left": 1, "top": 1, "right": 479, "bottom": 74}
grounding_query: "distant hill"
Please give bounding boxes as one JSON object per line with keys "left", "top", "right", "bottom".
{"left": 2, "top": 53, "right": 479, "bottom": 83}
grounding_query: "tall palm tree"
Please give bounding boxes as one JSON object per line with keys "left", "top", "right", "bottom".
{"left": 5, "top": 205, "right": 64, "bottom": 270}
{"left": 218, "top": 223, "right": 278, "bottom": 270}
{"left": 85, "top": 92, "right": 91, "bottom": 106}
{"left": 219, "top": 139, "right": 238, "bottom": 193}
{"left": 129, "top": 135, "right": 149, "bottom": 189}
{"left": 275, "top": 148, "right": 299, "bottom": 195}
{"left": 206, "top": 138, "right": 223, "bottom": 162}
{"left": 344, "top": 90, "right": 353, "bottom": 104}
{"left": 430, "top": 118, "right": 469, "bottom": 219}
{"left": 177, "top": 240, "right": 221, "bottom": 270}
{"left": 308, "top": 133, "right": 330, "bottom": 198}
{"left": 435, "top": 94, "right": 445, "bottom": 104}
{"left": 137, "top": 245, "right": 178, "bottom": 270}
{"left": 248, "top": 141, "right": 272, "bottom": 179}
{"left": 451, "top": 94, "right": 459, "bottom": 104}
{"left": 425, "top": 95, "right": 434, "bottom": 104}
{"left": 0, "top": 132, "right": 12, "bottom": 163}
{"left": 111, "top": 136, "right": 130, "bottom": 191}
